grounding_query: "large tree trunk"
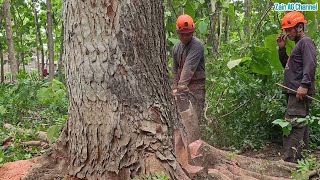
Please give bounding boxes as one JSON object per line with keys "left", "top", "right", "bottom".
{"left": 63, "top": 0, "right": 188, "bottom": 179}
{"left": 4, "top": 0, "right": 18, "bottom": 82}
{"left": 33, "top": 0, "right": 45, "bottom": 79}
{"left": 23, "top": 1, "right": 302, "bottom": 179}
{"left": 46, "top": 0, "right": 54, "bottom": 81}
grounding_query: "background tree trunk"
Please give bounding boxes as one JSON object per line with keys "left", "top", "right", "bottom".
{"left": 46, "top": 0, "right": 54, "bottom": 81}
{"left": 244, "top": 0, "right": 251, "bottom": 42}
{"left": 224, "top": 15, "right": 229, "bottom": 43}
{"left": 217, "top": 6, "right": 223, "bottom": 51}
{"left": 63, "top": 0, "right": 188, "bottom": 179}
{"left": 33, "top": 0, "right": 41, "bottom": 79}
{"left": 33, "top": 0, "right": 45, "bottom": 79}
{"left": 4, "top": 0, "right": 18, "bottom": 82}
{"left": 0, "top": 50, "right": 3, "bottom": 83}
{"left": 0, "top": 5, "right": 4, "bottom": 83}
{"left": 58, "top": 23, "right": 64, "bottom": 76}
{"left": 210, "top": 0, "right": 219, "bottom": 54}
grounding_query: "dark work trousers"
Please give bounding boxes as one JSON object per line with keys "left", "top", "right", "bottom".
{"left": 283, "top": 94, "right": 310, "bottom": 163}
{"left": 189, "top": 89, "right": 206, "bottom": 128}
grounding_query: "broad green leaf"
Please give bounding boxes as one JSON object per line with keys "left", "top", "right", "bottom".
{"left": 264, "top": 34, "right": 279, "bottom": 51}
{"left": 272, "top": 119, "right": 290, "bottom": 128}
{"left": 304, "top": 11, "right": 317, "bottom": 38}
{"left": 198, "top": 20, "right": 208, "bottom": 34}
{"left": 283, "top": 125, "right": 292, "bottom": 136}
{"left": 184, "top": 2, "right": 196, "bottom": 18}
{"left": 251, "top": 47, "right": 273, "bottom": 75}
{"left": 228, "top": 5, "right": 235, "bottom": 26}
{"left": 168, "top": 38, "right": 180, "bottom": 45}
{"left": 0, "top": 106, "right": 6, "bottom": 115}
{"left": 221, "top": 0, "right": 229, "bottom": 8}
{"left": 296, "top": 118, "right": 307, "bottom": 123}
{"left": 47, "top": 125, "right": 63, "bottom": 144}
{"left": 285, "top": 39, "right": 295, "bottom": 55}
{"left": 199, "top": 0, "right": 205, "bottom": 4}
{"left": 227, "top": 59, "right": 242, "bottom": 69}
{"left": 164, "top": 11, "right": 172, "bottom": 17}
{"left": 264, "top": 34, "right": 283, "bottom": 70}
{"left": 227, "top": 57, "right": 251, "bottom": 69}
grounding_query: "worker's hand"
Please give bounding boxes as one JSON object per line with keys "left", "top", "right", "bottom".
{"left": 172, "top": 89, "right": 177, "bottom": 96}
{"left": 296, "top": 86, "right": 308, "bottom": 100}
{"left": 277, "top": 34, "right": 287, "bottom": 49}
{"left": 177, "top": 85, "right": 189, "bottom": 93}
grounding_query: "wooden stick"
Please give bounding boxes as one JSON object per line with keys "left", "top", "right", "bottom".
{"left": 1, "top": 134, "right": 14, "bottom": 145}
{"left": 309, "top": 165, "right": 320, "bottom": 178}
{"left": 276, "top": 83, "right": 320, "bottom": 103}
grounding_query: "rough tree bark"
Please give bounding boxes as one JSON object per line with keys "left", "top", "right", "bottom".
{"left": 4, "top": 0, "right": 18, "bottom": 82}
{"left": 62, "top": 0, "right": 188, "bottom": 179}
{"left": 33, "top": 0, "right": 45, "bottom": 79}
{"left": 46, "top": 0, "right": 54, "bottom": 81}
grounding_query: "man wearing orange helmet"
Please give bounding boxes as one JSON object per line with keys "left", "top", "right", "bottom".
{"left": 277, "top": 11, "right": 317, "bottom": 163}
{"left": 172, "top": 14, "right": 206, "bottom": 140}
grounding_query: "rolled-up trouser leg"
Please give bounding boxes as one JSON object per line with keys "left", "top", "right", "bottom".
{"left": 283, "top": 94, "right": 310, "bottom": 163}
{"left": 176, "top": 92, "right": 200, "bottom": 143}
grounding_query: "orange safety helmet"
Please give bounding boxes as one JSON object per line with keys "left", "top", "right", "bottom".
{"left": 176, "top": 14, "right": 195, "bottom": 33}
{"left": 281, "top": 11, "right": 307, "bottom": 29}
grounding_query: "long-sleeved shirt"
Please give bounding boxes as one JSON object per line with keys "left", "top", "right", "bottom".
{"left": 278, "top": 36, "right": 317, "bottom": 95}
{"left": 172, "top": 37, "right": 206, "bottom": 90}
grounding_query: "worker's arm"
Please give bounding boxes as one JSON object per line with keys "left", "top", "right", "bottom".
{"left": 177, "top": 42, "right": 204, "bottom": 89}
{"left": 300, "top": 38, "right": 317, "bottom": 88}
{"left": 277, "top": 35, "right": 289, "bottom": 68}
{"left": 278, "top": 47, "right": 289, "bottom": 68}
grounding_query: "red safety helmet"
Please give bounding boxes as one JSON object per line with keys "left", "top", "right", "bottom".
{"left": 281, "top": 11, "right": 307, "bottom": 29}
{"left": 176, "top": 14, "right": 195, "bottom": 33}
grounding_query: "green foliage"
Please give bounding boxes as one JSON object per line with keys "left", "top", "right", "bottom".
{"left": 46, "top": 125, "right": 63, "bottom": 144}
{"left": 0, "top": 73, "right": 68, "bottom": 164}
{"left": 292, "top": 154, "right": 318, "bottom": 180}
{"left": 273, "top": 116, "right": 320, "bottom": 137}
{"left": 272, "top": 119, "right": 292, "bottom": 136}
{"left": 132, "top": 172, "right": 169, "bottom": 180}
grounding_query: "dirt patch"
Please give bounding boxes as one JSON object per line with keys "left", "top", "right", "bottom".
{"left": 0, "top": 159, "right": 37, "bottom": 180}
{"left": 241, "top": 143, "right": 320, "bottom": 161}
{"left": 240, "top": 143, "right": 283, "bottom": 161}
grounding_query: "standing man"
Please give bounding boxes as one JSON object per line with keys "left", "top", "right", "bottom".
{"left": 172, "top": 14, "right": 206, "bottom": 141}
{"left": 277, "top": 11, "right": 317, "bottom": 163}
